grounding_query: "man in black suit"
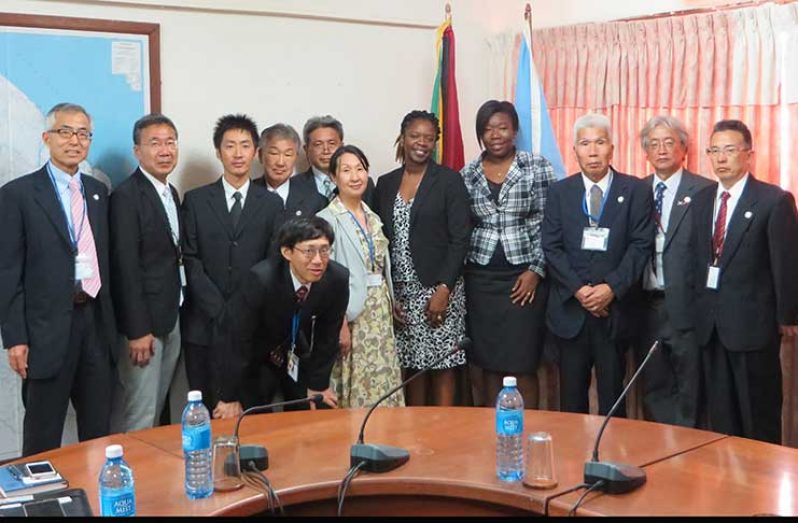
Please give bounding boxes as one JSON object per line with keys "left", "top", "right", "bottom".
{"left": 253, "top": 123, "right": 327, "bottom": 220}
{"left": 110, "top": 113, "right": 184, "bottom": 432}
{"left": 634, "top": 116, "right": 713, "bottom": 428}
{"left": 0, "top": 103, "right": 116, "bottom": 455}
{"left": 692, "top": 119, "right": 798, "bottom": 443}
{"left": 298, "top": 115, "right": 375, "bottom": 208}
{"left": 230, "top": 217, "right": 349, "bottom": 411}
{"left": 182, "top": 114, "right": 283, "bottom": 418}
{"left": 542, "top": 113, "right": 654, "bottom": 415}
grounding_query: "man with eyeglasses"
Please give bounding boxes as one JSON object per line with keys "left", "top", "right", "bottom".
{"left": 691, "top": 119, "right": 798, "bottom": 444}
{"left": 109, "top": 113, "right": 185, "bottom": 432}
{"left": 633, "top": 116, "right": 713, "bottom": 429}
{"left": 299, "top": 115, "right": 376, "bottom": 208}
{"left": 230, "top": 217, "right": 349, "bottom": 411}
{"left": 181, "top": 114, "right": 283, "bottom": 419}
{"left": 0, "top": 103, "right": 116, "bottom": 455}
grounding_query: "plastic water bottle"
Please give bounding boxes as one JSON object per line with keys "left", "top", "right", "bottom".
{"left": 182, "top": 390, "right": 213, "bottom": 499}
{"left": 98, "top": 444, "right": 136, "bottom": 517}
{"left": 496, "top": 376, "right": 525, "bottom": 481}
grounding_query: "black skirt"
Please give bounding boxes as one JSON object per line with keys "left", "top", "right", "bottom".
{"left": 464, "top": 264, "right": 548, "bottom": 373}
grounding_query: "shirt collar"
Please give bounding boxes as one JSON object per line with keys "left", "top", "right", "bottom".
{"left": 289, "top": 265, "right": 312, "bottom": 292}
{"left": 48, "top": 160, "right": 79, "bottom": 191}
{"left": 653, "top": 168, "right": 683, "bottom": 193}
{"left": 581, "top": 169, "right": 613, "bottom": 194}
{"left": 222, "top": 175, "right": 250, "bottom": 202}
{"left": 140, "top": 166, "right": 169, "bottom": 196}
{"left": 717, "top": 173, "right": 749, "bottom": 200}
{"left": 312, "top": 166, "right": 331, "bottom": 185}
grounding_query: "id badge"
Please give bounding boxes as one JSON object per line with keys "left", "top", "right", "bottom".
{"left": 75, "top": 253, "right": 94, "bottom": 281}
{"left": 287, "top": 351, "right": 299, "bottom": 382}
{"left": 179, "top": 264, "right": 187, "bottom": 287}
{"left": 366, "top": 273, "right": 383, "bottom": 287}
{"left": 582, "top": 227, "right": 610, "bottom": 251}
{"left": 706, "top": 265, "right": 720, "bottom": 290}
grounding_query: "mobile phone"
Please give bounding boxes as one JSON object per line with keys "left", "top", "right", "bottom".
{"left": 24, "top": 461, "right": 57, "bottom": 480}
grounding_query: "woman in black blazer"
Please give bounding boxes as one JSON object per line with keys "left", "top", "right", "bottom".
{"left": 374, "top": 110, "right": 472, "bottom": 406}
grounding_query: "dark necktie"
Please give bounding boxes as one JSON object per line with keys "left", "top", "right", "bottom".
{"left": 712, "top": 191, "right": 731, "bottom": 262}
{"left": 295, "top": 285, "right": 309, "bottom": 304}
{"left": 654, "top": 182, "right": 666, "bottom": 219}
{"left": 589, "top": 184, "right": 603, "bottom": 226}
{"left": 230, "top": 191, "right": 242, "bottom": 229}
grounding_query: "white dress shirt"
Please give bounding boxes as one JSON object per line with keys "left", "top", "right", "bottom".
{"left": 581, "top": 169, "right": 613, "bottom": 222}
{"left": 644, "top": 169, "right": 683, "bottom": 290}
{"left": 289, "top": 266, "right": 312, "bottom": 293}
{"left": 222, "top": 176, "right": 250, "bottom": 212}
{"left": 312, "top": 166, "right": 335, "bottom": 198}
{"left": 712, "top": 173, "right": 749, "bottom": 239}
{"left": 265, "top": 179, "right": 290, "bottom": 205}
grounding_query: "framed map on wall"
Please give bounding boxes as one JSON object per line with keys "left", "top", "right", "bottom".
{"left": 0, "top": 12, "right": 160, "bottom": 460}
{"left": 0, "top": 12, "right": 160, "bottom": 189}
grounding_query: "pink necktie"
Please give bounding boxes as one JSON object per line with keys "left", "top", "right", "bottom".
{"left": 69, "top": 176, "right": 102, "bottom": 297}
{"left": 712, "top": 191, "right": 731, "bottom": 263}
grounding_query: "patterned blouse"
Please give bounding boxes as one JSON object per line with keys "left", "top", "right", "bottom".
{"left": 460, "top": 150, "right": 555, "bottom": 276}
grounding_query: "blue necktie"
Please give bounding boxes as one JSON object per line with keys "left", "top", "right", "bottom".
{"left": 654, "top": 182, "right": 666, "bottom": 219}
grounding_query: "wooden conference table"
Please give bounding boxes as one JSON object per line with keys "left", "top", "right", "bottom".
{"left": 16, "top": 407, "right": 798, "bottom": 516}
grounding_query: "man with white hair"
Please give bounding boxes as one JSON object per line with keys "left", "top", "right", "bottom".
{"left": 0, "top": 103, "right": 116, "bottom": 455}
{"left": 634, "top": 115, "right": 712, "bottom": 428}
{"left": 542, "top": 113, "right": 653, "bottom": 416}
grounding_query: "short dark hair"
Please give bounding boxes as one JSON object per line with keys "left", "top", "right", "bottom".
{"left": 302, "top": 115, "right": 344, "bottom": 146}
{"left": 394, "top": 110, "right": 440, "bottom": 162}
{"left": 712, "top": 119, "right": 753, "bottom": 149}
{"left": 475, "top": 100, "right": 519, "bottom": 148}
{"left": 133, "top": 113, "right": 178, "bottom": 145}
{"left": 329, "top": 144, "right": 370, "bottom": 176}
{"left": 278, "top": 216, "right": 335, "bottom": 249}
{"left": 213, "top": 114, "right": 259, "bottom": 150}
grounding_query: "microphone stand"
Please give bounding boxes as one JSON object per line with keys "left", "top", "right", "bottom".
{"left": 583, "top": 340, "right": 660, "bottom": 494}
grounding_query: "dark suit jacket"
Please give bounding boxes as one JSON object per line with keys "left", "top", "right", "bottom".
{"left": 110, "top": 169, "right": 183, "bottom": 339}
{"left": 227, "top": 256, "right": 349, "bottom": 400}
{"left": 645, "top": 170, "right": 713, "bottom": 330}
{"left": 374, "top": 161, "right": 472, "bottom": 289}
{"left": 0, "top": 166, "right": 116, "bottom": 379}
{"left": 692, "top": 175, "right": 798, "bottom": 351}
{"left": 296, "top": 168, "right": 376, "bottom": 210}
{"left": 252, "top": 174, "right": 327, "bottom": 220}
{"left": 542, "top": 169, "right": 654, "bottom": 340}
{"left": 181, "top": 178, "right": 284, "bottom": 346}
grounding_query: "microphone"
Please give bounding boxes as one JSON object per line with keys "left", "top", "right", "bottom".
{"left": 231, "top": 394, "right": 323, "bottom": 471}
{"left": 583, "top": 340, "right": 660, "bottom": 494}
{"left": 350, "top": 337, "right": 472, "bottom": 473}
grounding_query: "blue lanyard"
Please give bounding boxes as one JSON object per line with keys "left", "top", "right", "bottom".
{"left": 346, "top": 210, "right": 376, "bottom": 271}
{"left": 47, "top": 163, "right": 86, "bottom": 252}
{"left": 581, "top": 186, "right": 610, "bottom": 226}
{"left": 290, "top": 312, "right": 301, "bottom": 351}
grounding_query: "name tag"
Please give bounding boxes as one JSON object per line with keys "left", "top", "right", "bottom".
{"left": 367, "top": 273, "right": 383, "bottom": 287}
{"left": 287, "top": 351, "right": 299, "bottom": 382}
{"left": 655, "top": 233, "right": 665, "bottom": 253}
{"left": 179, "top": 264, "right": 187, "bottom": 287}
{"left": 75, "top": 253, "right": 94, "bottom": 281}
{"left": 706, "top": 265, "right": 720, "bottom": 289}
{"left": 582, "top": 227, "right": 610, "bottom": 252}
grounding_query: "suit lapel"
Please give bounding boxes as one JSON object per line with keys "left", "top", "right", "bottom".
{"left": 663, "top": 175, "right": 693, "bottom": 251}
{"left": 381, "top": 170, "right": 402, "bottom": 238}
{"left": 410, "top": 163, "right": 441, "bottom": 228}
{"left": 236, "top": 184, "right": 264, "bottom": 236}
{"left": 497, "top": 156, "right": 523, "bottom": 204}
{"left": 566, "top": 174, "right": 590, "bottom": 228}
{"left": 81, "top": 175, "right": 104, "bottom": 247}
{"left": 207, "top": 178, "right": 235, "bottom": 238}
{"left": 719, "top": 177, "right": 758, "bottom": 267}
{"left": 135, "top": 170, "right": 174, "bottom": 245}
{"left": 597, "top": 171, "right": 627, "bottom": 228}
{"left": 32, "top": 168, "right": 73, "bottom": 251}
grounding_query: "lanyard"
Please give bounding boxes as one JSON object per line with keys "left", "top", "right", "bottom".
{"left": 346, "top": 210, "right": 376, "bottom": 271}
{"left": 47, "top": 163, "right": 86, "bottom": 253}
{"left": 290, "top": 312, "right": 301, "bottom": 351}
{"left": 581, "top": 188, "right": 609, "bottom": 227}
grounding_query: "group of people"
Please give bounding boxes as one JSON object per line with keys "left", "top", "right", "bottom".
{"left": 1, "top": 100, "right": 796, "bottom": 458}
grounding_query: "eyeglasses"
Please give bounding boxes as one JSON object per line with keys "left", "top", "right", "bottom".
{"left": 48, "top": 127, "right": 93, "bottom": 141}
{"left": 144, "top": 139, "right": 178, "bottom": 150}
{"left": 706, "top": 145, "right": 749, "bottom": 157}
{"left": 294, "top": 246, "right": 331, "bottom": 259}
{"left": 646, "top": 139, "right": 677, "bottom": 151}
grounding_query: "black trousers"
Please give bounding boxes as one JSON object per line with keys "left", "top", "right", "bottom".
{"left": 556, "top": 314, "right": 627, "bottom": 416}
{"left": 241, "top": 361, "right": 313, "bottom": 411}
{"left": 703, "top": 329, "right": 782, "bottom": 444}
{"left": 22, "top": 300, "right": 113, "bottom": 456}
{"left": 634, "top": 293, "right": 702, "bottom": 428}
{"left": 184, "top": 342, "right": 219, "bottom": 413}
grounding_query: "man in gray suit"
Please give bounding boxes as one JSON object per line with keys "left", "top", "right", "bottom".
{"left": 634, "top": 116, "right": 712, "bottom": 428}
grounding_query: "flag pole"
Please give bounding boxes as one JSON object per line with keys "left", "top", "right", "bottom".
{"left": 445, "top": 3, "right": 452, "bottom": 23}
{"left": 524, "top": 3, "right": 532, "bottom": 34}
